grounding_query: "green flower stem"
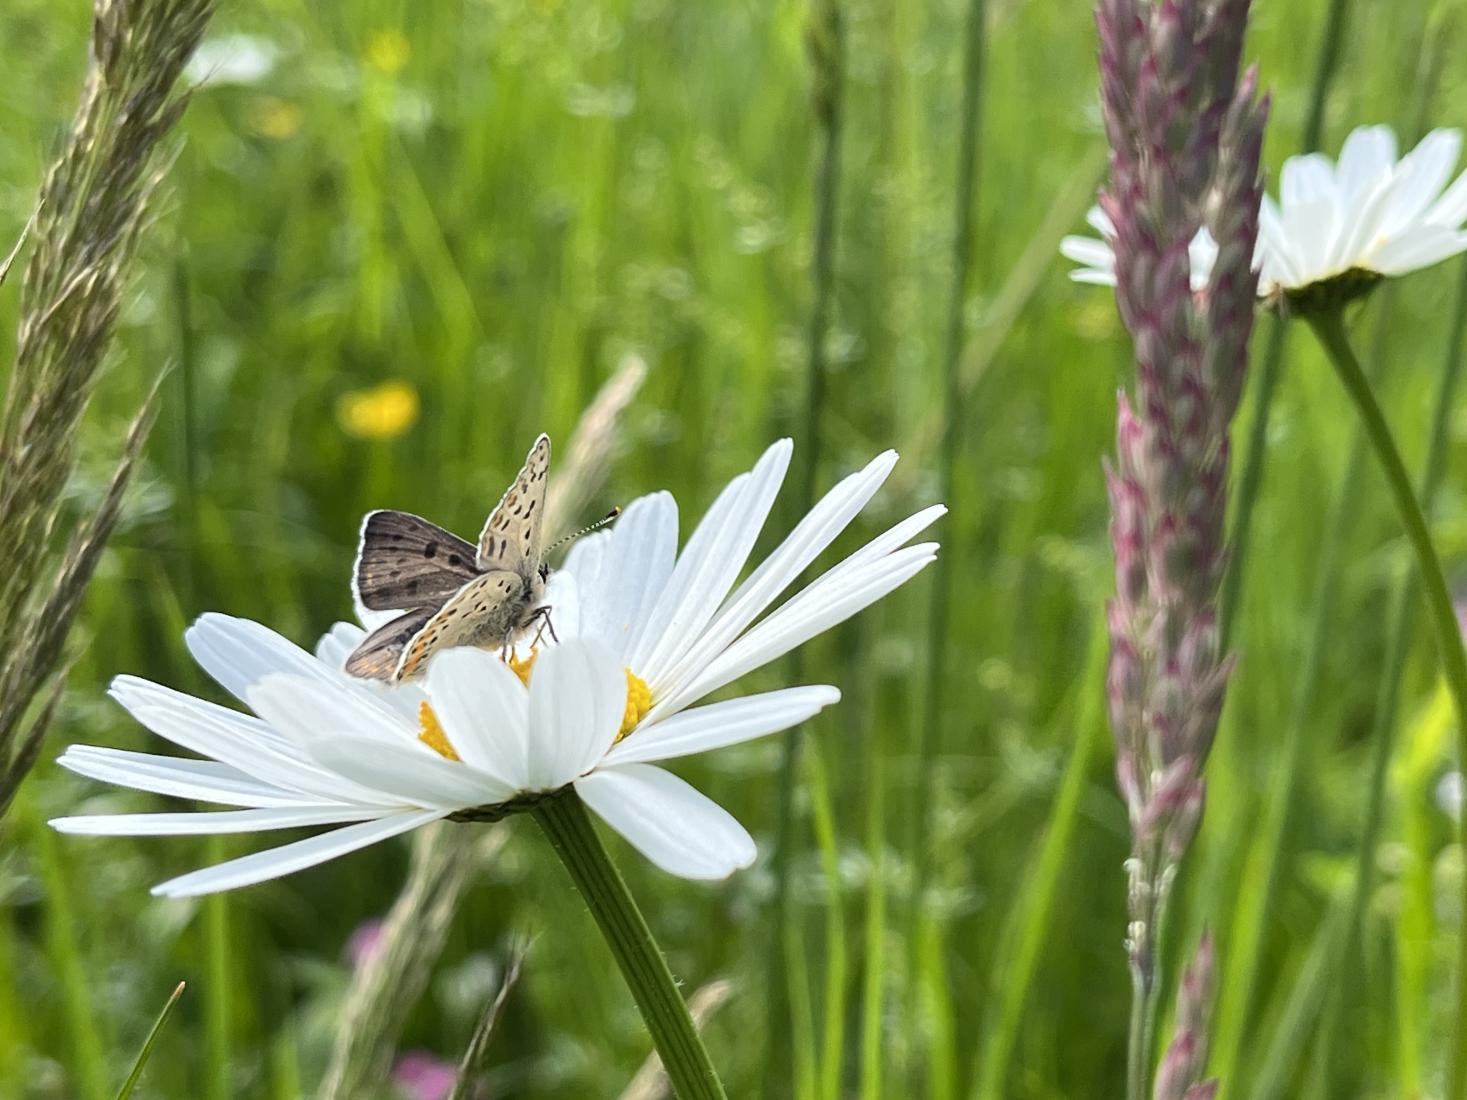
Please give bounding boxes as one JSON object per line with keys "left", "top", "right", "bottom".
{"left": 533, "top": 789, "right": 727, "bottom": 1100}
{"left": 1319, "top": 258, "right": 1467, "bottom": 1090}
{"left": 1307, "top": 307, "right": 1467, "bottom": 1098}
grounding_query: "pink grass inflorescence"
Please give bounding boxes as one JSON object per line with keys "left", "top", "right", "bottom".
{"left": 1095, "top": 0, "right": 1268, "bottom": 1090}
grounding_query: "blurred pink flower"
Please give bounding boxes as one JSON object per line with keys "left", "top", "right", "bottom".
{"left": 392, "top": 1051, "right": 457, "bottom": 1100}
{"left": 346, "top": 918, "right": 385, "bottom": 970}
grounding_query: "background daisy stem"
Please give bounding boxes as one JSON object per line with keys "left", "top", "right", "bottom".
{"left": 1306, "top": 306, "right": 1467, "bottom": 1097}
{"left": 1314, "top": 255, "right": 1467, "bottom": 1093}
{"left": 534, "top": 789, "right": 728, "bottom": 1100}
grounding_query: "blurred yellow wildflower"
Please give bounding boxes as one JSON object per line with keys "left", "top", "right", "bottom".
{"left": 248, "top": 97, "right": 303, "bottom": 140}
{"left": 365, "top": 29, "right": 411, "bottom": 74}
{"left": 336, "top": 379, "right": 420, "bottom": 441}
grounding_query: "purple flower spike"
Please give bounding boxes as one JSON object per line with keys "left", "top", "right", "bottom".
{"left": 1094, "top": 0, "right": 1266, "bottom": 1095}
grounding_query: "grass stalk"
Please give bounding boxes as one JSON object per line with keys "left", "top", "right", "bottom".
{"left": 116, "top": 982, "right": 186, "bottom": 1100}
{"left": 971, "top": 617, "right": 1106, "bottom": 1099}
{"left": 29, "top": 800, "right": 108, "bottom": 1100}
{"left": 1306, "top": 308, "right": 1467, "bottom": 1096}
{"left": 768, "top": 0, "right": 846, "bottom": 1090}
{"left": 202, "top": 839, "right": 231, "bottom": 1100}
{"left": 905, "top": 0, "right": 987, "bottom": 1081}
{"left": 909, "top": 0, "right": 988, "bottom": 935}
{"left": 0, "top": 0, "right": 214, "bottom": 815}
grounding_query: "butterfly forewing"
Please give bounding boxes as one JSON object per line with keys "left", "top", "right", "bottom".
{"left": 394, "top": 570, "right": 530, "bottom": 681}
{"left": 354, "top": 510, "right": 480, "bottom": 611}
{"left": 344, "top": 606, "right": 436, "bottom": 681}
{"left": 476, "top": 434, "right": 551, "bottom": 575}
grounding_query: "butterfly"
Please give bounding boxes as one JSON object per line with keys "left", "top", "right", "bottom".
{"left": 345, "top": 434, "right": 553, "bottom": 683}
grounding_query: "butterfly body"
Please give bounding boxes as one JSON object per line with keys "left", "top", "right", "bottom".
{"left": 346, "top": 434, "right": 552, "bottom": 683}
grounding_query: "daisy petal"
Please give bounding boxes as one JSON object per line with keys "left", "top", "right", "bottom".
{"left": 1427, "top": 168, "right": 1467, "bottom": 229}
{"left": 1334, "top": 124, "right": 1397, "bottom": 201}
{"left": 109, "top": 677, "right": 387, "bottom": 803}
{"left": 150, "top": 810, "right": 445, "bottom": 897}
{"left": 579, "top": 492, "right": 679, "bottom": 662}
{"left": 426, "top": 648, "right": 529, "bottom": 789}
{"left": 576, "top": 765, "right": 756, "bottom": 879}
{"left": 1371, "top": 226, "right": 1467, "bottom": 275}
{"left": 655, "top": 452, "right": 897, "bottom": 701}
{"left": 1281, "top": 152, "right": 1338, "bottom": 214}
{"left": 631, "top": 440, "right": 792, "bottom": 687}
{"left": 51, "top": 805, "right": 393, "bottom": 836}
{"left": 1059, "top": 236, "right": 1117, "bottom": 269}
{"left": 527, "top": 639, "right": 626, "bottom": 789}
{"left": 1383, "top": 128, "right": 1463, "bottom": 230}
{"left": 314, "top": 622, "right": 366, "bottom": 669}
{"left": 56, "top": 746, "right": 313, "bottom": 808}
{"left": 306, "top": 736, "right": 514, "bottom": 809}
{"left": 605, "top": 686, "right": 841, "bottom": 766}
{"left": 660, "top": 543, "right": 938, "bottom": 716}
{"left": 186, "top": 613, "right": 338, "bottom": 701}
{"left": 1084, "top": 205, "right": 1115, "bottom": 235}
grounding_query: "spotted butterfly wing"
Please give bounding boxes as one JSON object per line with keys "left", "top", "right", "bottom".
{"left": 477, "top": 433, "right": 551, "bottom": 577}
{"left": 394, "top": 570, "right": 532, "bottom": 681}
{"left": 354, "top": 510, "right": 480, "bottom": 612}
{"left": 343, "top": 606, "right": 436, "bottom": 681}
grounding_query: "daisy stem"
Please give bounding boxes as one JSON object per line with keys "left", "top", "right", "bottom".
{"left": 1307, "top": 306, "right": 1467, "bottom": 1098}
{"left": 534, "top": 789, "right": 727, "bottom": 1100}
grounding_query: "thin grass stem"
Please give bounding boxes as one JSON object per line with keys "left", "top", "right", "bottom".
{"left": 906, "top": 0, "right": 987, "bottom": 1080}
{"left": 970, "top": 616, "right": 1106, "bottom": 1100}
{"left": 769, "top": 1, "right": 846, "bottom": 1089}
{"left": 116, "top": 983, "right": 186, "bottom": 1100}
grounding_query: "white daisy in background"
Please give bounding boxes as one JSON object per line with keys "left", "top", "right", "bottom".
{"left": 53, "top": 442, "right": 943, "bottom": 896}
{"left": 184, "top": 34, "right": 280, "bottom": 88}
{"left": 1259, "top": 125, "right": 1467, "bottom": 300}
{"left": 1059, "top": 206, "right": 1219, "bottom": 291}
{"left": 1059, "top": 126, "right": 1467, "bottom": 306}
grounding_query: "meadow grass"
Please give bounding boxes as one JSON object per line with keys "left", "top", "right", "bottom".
{"left": 3, "top": 0, "right": 1467, "bottom": 1096}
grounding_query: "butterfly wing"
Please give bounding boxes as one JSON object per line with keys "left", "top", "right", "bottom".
{"left": 393, "top": 570, "right": 530, "bottom": 681}
{"left": 354, "top": 510, "right": 481, "bottom": 611}
{"left": 344, "top": 606, "right": 436, "bottom": 681}
{"left": 476, "top": 434, "right": 551, "bottom": 574}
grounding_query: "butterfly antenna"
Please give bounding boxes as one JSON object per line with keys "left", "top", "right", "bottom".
{"left": 546, "top": 507, "right": 621, "bottom": 554}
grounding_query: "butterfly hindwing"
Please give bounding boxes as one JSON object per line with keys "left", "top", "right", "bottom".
{"left": 394, "top": 570, "right": 531, "bottom": 681}
{"left": 354, "top": 510, "right": 480, "bottom": 611}
{"left": 476, "top": 434, "right": 551, "bottom": 574}
{"left": 344, "top": 606, "right": 436, "bottom": 682}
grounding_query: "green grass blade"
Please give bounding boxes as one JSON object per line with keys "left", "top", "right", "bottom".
{"left": 116, "top": 982, "right": 187, "bottom": 1100}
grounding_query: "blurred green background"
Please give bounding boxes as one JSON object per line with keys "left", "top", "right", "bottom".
{"left": 3, "top": 0, "right": 1467, "bottom": 1096}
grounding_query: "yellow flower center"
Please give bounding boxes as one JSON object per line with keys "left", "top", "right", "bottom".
{"left": 508, "top": 649, "right": 538, "bottom": 686}
{"left": 416, "top": 656, "right": 651, "bottom": 760}
{"left": 417, "top": 701, "right": 460, "bottom": 761}
{"left": 619, "top": 669, "right": 652, "bottom": 743}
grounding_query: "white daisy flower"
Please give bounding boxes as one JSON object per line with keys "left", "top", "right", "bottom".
{"left": 1059, "top": 126, "right": 1467, "bottom": 306}
{"left": 1059, "top": 206, "right": 1220, "bottom": 292}
{"left": 1259, "top": 125, "right": 1467, "bottom": 301}
{"left": 53, "top": 442, "right": 942, "bottom": 896}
